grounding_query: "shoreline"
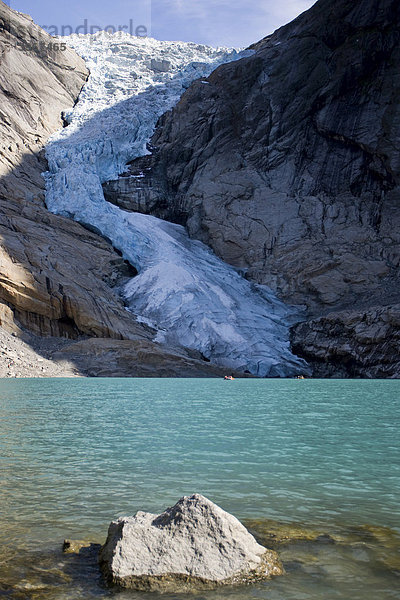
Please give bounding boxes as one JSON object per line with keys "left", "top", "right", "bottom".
{"left": 0, "top": 326, "right": 81, "bottom": 378}
{"left": 2, "top": 515, "right": 399, "bottom": 599}
{"left": 0, "top": 325, "right": 398, "bottom": 379}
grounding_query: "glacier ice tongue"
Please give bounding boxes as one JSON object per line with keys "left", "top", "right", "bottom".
{"left": 44, "top": 31, "right": 309, "bottom": 377}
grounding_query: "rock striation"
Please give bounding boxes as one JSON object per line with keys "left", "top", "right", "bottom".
{"left": 291, "top": 304, "right": 400, "bottom": 378}
{"left": 0, "top": 1, "right": 229, "bottom": 376}
{"left": 103, "top": 0, "right": 400, "bottom": 376}
{"left": 0, "top": 2, "right": 87, "bottom": 203}
{"left": 53, "top": 338, "right": 238, "bottom": 378}
{"left": 0, "top": 1, "right": 143, "bottom": 342}
{"left": 99, "top": 494, "right": 283, "bottom": 592}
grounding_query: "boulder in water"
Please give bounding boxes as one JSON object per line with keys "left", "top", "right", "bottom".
{"left": 99, "top": 494, "right": 283, "bottom": 591}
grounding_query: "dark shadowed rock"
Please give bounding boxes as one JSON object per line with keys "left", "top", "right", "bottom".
{"left": 103, "top": 0, "right": 400, "bottom": 376}
{"left": 53, "top": 338, "right": 241, "bottom": 377}
{"left": 291, "top": 304, "right": 400, "bottom": 378}
{"left": 99, "top": 494, "right": 283, "bottom": 592}
{"left": 148, "top": 0, "right": 400, "bottom": 312}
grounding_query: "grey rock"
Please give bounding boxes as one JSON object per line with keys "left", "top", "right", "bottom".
{"left": 53, "top": 338, "right": 244, "bottom": 378}
{"left": 0, "top": 1, "right": 88, "bottom": 203}
{"left": 104, "top": 0, "right": 400, "bottom": 376}
{"left": 102, "top": 155, "right": 169, "bottom": 216}
{"left": 0, "top": 1, "right": 232, "bottom": 377}
{"left": 149, "top": 0, "right": 400, "bottom": 313}
{"left": 99, "top": 494, "right": 283, "bottom": 591}
{"left": 291, "top": 304, "right": 400, "bottom": 378}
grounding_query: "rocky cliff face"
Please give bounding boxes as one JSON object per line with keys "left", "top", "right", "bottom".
{"left": 0, "top": 1, "right": 227, "bottom": 377}
{"left": 291, "top": 304, "right": 400, "bottom": 378}
{"left": 0, "top": 1, "right": 144, "bottom": 341}
{"left": 2, "top": 0, "right": 399, "bottom": 377}
{"left": 104, "top": 0, "right": 400, "bottom": 377}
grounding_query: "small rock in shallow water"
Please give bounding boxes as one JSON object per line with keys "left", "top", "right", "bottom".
{"left": 63, "top": 539, "right": 94, "bottom": 554}
{"left": 315, "top": 534, "right": 335, "bottom": 545}
{"left": 99, "top": 494, "right": 283, "bottom": 592}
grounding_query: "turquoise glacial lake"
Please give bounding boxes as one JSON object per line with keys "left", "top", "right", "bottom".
{"left": 0, "top": 378, "right": 399, "bottom": 599}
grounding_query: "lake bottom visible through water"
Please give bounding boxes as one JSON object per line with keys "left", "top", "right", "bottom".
{"left": 0, "top": 378, "right": 399, "bottom": 600}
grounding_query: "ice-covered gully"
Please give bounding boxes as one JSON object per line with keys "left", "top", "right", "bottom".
{"left": 44, "top": 32, "right": 309, "bottom": 377}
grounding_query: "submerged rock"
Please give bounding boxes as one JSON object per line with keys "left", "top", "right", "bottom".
{"left": 62, "top": 539, "right": 101, "bottom": 555}
{"left": 63, "top": 539, "right": 90, "bottom": 554}
{"left": 99, "top": 494, "right": 283, "bottom": 592}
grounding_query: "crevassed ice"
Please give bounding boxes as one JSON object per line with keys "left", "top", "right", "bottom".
{"left": 44, "top": 32, "right": 309, "bottom": 377}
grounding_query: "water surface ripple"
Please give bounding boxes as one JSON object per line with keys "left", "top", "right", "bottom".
{"left": 0, "top": 378, "right": 399, "bottom": 599}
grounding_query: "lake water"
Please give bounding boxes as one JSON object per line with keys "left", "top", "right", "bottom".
{"left": 0, "top": 378, "right": 399, "bottom": 599}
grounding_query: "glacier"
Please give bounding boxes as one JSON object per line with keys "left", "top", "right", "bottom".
{"left": 44, "top": 32, "right": 309, "bottom": 377}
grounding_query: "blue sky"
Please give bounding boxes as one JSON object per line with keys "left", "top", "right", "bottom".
{"left": 9, "top": 0, "right": 316, "bottom": 47}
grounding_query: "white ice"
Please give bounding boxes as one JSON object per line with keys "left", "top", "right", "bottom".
{"left": 44, "top": 32, "right": 309, "bottom": 377}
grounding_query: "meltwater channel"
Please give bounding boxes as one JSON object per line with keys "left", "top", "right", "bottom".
{"left": 0, "top": 378, "right": 399, "bottom": 599}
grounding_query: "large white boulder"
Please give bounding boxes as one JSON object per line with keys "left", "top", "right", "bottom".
{"left": 99, "top": 494, "right": 283, "bottom": 592}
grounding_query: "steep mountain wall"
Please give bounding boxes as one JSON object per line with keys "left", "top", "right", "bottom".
{"left": 0, "top": 1, "right": 145, "bottom": 341}
{"left": 104, "top": 0, "right": 400, "bottom": 377}
{"left": 2, "top": 0, "right": 398, "bottom": 377}
{"left": 0, "top": 1, "right": 228, "bottom": 377}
